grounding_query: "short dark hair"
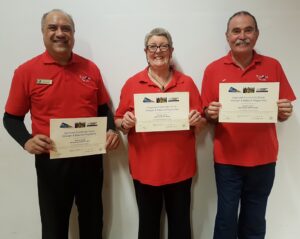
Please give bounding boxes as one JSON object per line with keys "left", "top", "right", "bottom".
{"left": 226, "top": 11, "right": 258, "bottom": 33}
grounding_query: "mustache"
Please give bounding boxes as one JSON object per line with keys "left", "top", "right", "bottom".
{"left": 235, "top": 38, "right": 250, "bottom": 46}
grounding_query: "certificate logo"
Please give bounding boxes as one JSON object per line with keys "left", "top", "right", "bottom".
{"left": 75, "top": 122, "right": 86, "bottom": 128}
{"left": 156, "top": 97, "right": 167, "bottom": 103}
{"left": 228, "top": 87, "right": 240, "bottom": 93}
{"left": 168, "top": 97, "right": 180, "bottom": 102}
{"left": 243, "top": 87, "right": 255, "bottom": 93}
{"left": 87, "top": 122, "right": 98, "bottom": 127}
{"left": 143, "top": 97, "right": 154, "bottom": 103}
{"left": 256, "top": 88, "right": 268, "bottom": 92}
{"left": 59, "top": 122, "right": 73, "bottom": 128}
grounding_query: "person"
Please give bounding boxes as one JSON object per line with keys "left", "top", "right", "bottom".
{"left": 114, "top": 27, "right": 205, "bottom": 239}
{"left": 201, "top": 11, "right": 296, "bottom": 239}
{"left": 3, "top": 9, "right": 119, "bottom": 239}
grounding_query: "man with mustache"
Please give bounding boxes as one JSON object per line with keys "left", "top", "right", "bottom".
{"left": 201, "top": 11, "right": 296, "bottom": 239}
{"left": 3, "top": 9, "right": 119, "bottom": 239}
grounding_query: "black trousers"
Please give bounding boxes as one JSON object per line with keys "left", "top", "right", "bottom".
{"left": 133, "top": 178, "right": 192, "bottom": 239}
{"left": 35, "top": 154, "right": 103, "bottom": 239}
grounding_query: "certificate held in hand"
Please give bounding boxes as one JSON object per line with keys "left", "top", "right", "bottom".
{"left": 134, "top": 92, "right": 189, "bottom": 132}
{"left": 219, "top": 82, "right": 279, "bottom": 123}
{"left": 50, "top": 117, "right": 107, "bottom": 159}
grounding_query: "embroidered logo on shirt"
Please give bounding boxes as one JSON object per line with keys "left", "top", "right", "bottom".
{"left": 36, "top": 79, "right": 52, "bottom": 85}
{"left": 79, "top": 75, "right": 92, "bottom": 82}
{"left": 256, "top": 74, "right": 268, "bottom": 81}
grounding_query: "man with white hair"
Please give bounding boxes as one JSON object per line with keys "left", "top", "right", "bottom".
{"left": 201, "top": 11, "right": 296, "bottom": 239}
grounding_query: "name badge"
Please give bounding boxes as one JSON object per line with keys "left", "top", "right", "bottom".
{"left": 36, "top": 79, "right": 52, "bottom": 85}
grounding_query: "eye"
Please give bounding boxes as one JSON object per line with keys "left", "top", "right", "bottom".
{"left": 160, "top": 44, "right": 169, "bottom": 51}
{"left": 147, "top": 45, "right": 158, "bottom": 52}
{"left": 244, "top": 27, "right": 255, "bottom": 33}
{"left": 61, "top": 25, "right": 72, "bottom": 32}
{"left": 47, "top": 25, "right": 57, "bottom": 31}
{"left": 231, "top": 28, "right": 241, "bottom": 34}
{"left": 148, "top": 45, "right": 157, "bottom": 50}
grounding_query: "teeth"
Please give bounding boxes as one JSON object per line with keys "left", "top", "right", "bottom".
{"left": 54, "top": 41, "right": 66, "bottom": 44}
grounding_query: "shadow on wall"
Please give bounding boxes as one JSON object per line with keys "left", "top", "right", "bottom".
{"left": 191, "top": 124, "right": 216, "bottom": 238}
{"left": 68, "top": 136, "right": 131, "bottom": 239}
{"left": 67, "top": 125, "right": 217, "bottom": 239}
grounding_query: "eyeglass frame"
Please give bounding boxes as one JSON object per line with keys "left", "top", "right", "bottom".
{"left": 146, "top": 44, "right": 170, "bottom": 53}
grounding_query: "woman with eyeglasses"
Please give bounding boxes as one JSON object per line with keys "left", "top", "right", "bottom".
{"left": 115, "top": 27, "right": 205, "bottom": 239}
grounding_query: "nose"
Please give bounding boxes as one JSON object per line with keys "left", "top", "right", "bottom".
{"left": 155, "top": 46, "right": 162, "bottom": 52}
{"left": 238, "top": 30, "right": 246, "bottom": 39}
{"left": 55, "top": 27, "right": 64, "bottom": 36}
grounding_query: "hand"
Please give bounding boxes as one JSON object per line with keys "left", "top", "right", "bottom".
{"left": 106, "top": 129, "right": 120, "bottom": 150}
{"left": 189, "top": 110, "right": 202, "bottom": 126}
{"left": 278, "top": 99, "right": 293, "bottom": 121}
{"left": 24, "top": 134, "right": 53, "bottom": 154}
{"left": 189, "top": 109, "right": 207, "bottom": 133}
{"left": 205, "top": 102, "right": 222, "bottom": 120}
{"left": 121, "top": 111, "right": 136, "bottom": 130}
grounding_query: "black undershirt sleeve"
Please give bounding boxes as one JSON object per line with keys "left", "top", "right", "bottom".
{"left": 3, "top": 112, "right": 32, "bottom": 148}
{"left": 97, "top": 103, "right": 116, "bottom": 131}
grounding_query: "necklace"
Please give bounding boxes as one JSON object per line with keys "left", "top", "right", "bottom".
{"left": 148, "top": 68, "right": 172, "bottom": 91}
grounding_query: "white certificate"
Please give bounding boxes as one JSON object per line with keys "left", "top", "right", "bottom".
{"left": 134, "top": 92, "right": 189, "bottom": 132}
{"left": 50, "top": 117, "right": 107, "bottom": 159}
{"left": 219, "top": 82, "right": 279, "bottom": 123}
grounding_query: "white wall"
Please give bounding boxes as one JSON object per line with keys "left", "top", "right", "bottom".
{"left": 0, "top": 0, "right": 299, "bottom": 238}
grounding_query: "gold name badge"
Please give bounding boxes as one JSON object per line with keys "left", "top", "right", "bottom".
{"left": 36, "top": 79, "right": 52, "bottom": 85}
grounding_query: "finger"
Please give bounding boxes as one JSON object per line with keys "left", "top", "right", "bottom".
{"left": 35, "top": 139, "right": 51, "bottom": 150}
{"left": 210, "top": 102, "right": 222, "bottom": 107}
{"left": 123, "top": 119, "right": 135, "bottom": 129}
{"left": 110, "top": 136, "right": 120, "bottom": 149}
{"left": 106, "top": 135, "right": 119, "bottom": 149}
{"left": 190, "top": 110, "right": 200, "bottom": 118}
{"left": 30, "top": 144, "right": 48, "bottom": 154}
{"left": 192, "top": 114, "right": 201, "bottom": 122}
{"left": 33, "top": 135, "right": 53, "bottom": 150}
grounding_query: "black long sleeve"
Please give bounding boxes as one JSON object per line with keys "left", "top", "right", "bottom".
{"left": 3, "top": 112, "right": 32, "bottom": 148}
{"left": 97, "top": 103, "right": 116, "bottom": 131}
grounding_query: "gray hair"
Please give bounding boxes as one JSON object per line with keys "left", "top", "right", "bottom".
{"left": 41, "top": 9, "right": 75, "bottom": 32}
{"left": 144, "top": 27, "right": 173, "bottom": 49}
{"left": 226, "top": 11, "right": 259, "bottom": 33}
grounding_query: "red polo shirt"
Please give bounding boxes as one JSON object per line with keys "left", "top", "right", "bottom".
{"left": 115, "top": 67, "right": 202, "bottom": 186}
{"left": 201, "top": 51, "right": 296, "bottom": 166}
{"left": 5, "top": 51, "right": 109, "bottom": 136}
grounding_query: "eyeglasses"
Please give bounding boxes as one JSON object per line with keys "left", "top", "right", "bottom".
{"left": 147, "top": 44, "right": 170, "bottom": 53}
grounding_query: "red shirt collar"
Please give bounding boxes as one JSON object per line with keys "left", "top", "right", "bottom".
{"left": 139, "top": 66, "right": 185, "bottom": 87}
{"left": 41, "top": 51, "right": 79, "bottom": 65}
{"left": 224, "top": 50, "right": 262, "bottom": 66}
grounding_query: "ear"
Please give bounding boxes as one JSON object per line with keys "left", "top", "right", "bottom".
{"left": 169, "top": 47, "right": 174, "bottom": 58}
{"left": 225, "top": 31, "right": 229, "bottom": 42}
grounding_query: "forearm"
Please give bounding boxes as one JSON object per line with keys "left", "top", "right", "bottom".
{"left": 115, "top": 118, "right": 130, "bottom": 135}
{"left": 97, "top": 103, "right": 116, "bottom": 131}
{"left": 3, "top": 112, "right": 32, "bottom": 148}
{"left": 204, "top": 107, "right": 218, "bottom": 123}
